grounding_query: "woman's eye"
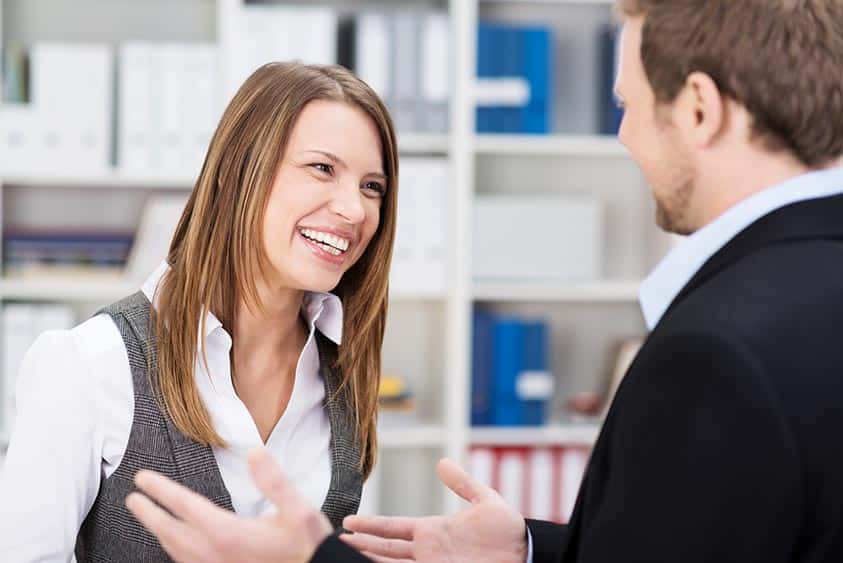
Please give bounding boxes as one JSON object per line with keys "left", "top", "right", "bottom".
{"left": 363, "top": 182, "right": 386, "bottom": 196}
{"left": 311, "top": 163, "right": 333, "bottom": 174}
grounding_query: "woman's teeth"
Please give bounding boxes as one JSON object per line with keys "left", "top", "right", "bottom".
{"left": 300, "top": 228, "right": 350, "bottom": 255}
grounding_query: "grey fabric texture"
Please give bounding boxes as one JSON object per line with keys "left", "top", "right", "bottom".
{"left": 75, "top": 291, "right": 363, "bottom": 562}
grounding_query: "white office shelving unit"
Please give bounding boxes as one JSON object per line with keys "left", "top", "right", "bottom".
{"left": 471, "top": 423, "right": 600, "bottom": 446}
{"left": 379, "top": 424, "right": 447, "bottom": 449}
{"left": 473, "top": 279, "right": 641, "bottom": 302}
{"left": 481, "top": 0, "right": 614, "bottom": 4}
{"left": 0, "top": 0, "right": 670, "bottom": 518}
{"left": 0, "top": 277, "right": 141, "bottom": 302}
{"left": 0, "top": 174, "right": 195, "bottom": 190}
{"left": 474, "top": 133, "right": 626, "bottom": 157}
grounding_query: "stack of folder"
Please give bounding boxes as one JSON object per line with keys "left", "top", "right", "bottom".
{"left": 476, "top": 22, "right": 554, "bottom": 134}
{"left": 472, "top": 310, "right": 555, "bottom": 427}
{"left": 339, "top": 10, "right": 450, "bottom": 133}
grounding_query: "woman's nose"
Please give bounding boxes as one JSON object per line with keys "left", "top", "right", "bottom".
{"left": 329, "top": 181, "right": 366, "bottom": 224}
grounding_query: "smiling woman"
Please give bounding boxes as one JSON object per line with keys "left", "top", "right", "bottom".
{"left": 0, "top": 62, "right": 399, "bottom": 562}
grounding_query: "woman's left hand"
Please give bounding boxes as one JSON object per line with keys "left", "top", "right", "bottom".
{"left": 127, "top": 448, "right": 332, "bottom": 563}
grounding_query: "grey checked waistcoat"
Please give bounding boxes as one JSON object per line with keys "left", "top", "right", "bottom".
{"left": 75, "top": 292, "right": 364, "bottom": 562}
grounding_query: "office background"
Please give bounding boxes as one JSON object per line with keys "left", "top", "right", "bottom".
{"left": 0, "top": 0, "right": 675, "bottom": 522}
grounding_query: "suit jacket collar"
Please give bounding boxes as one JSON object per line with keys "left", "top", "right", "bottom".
{"left": 662, "top": 192, "right": 843, "bottom": 324}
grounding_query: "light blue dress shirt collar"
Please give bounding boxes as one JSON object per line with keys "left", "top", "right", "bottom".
{"left": 639, "top": 166, "right": 843, "bottom": 330}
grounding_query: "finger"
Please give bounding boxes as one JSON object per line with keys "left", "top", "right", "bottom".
{"left": 126, "top": 492, "right": 208, "bottom": 561}
{"left": 340, "top": 531, "right": 413, "bottom": 559}
{"left": 436, "top": 458, "right": 492, "bottom": 504}
{"left": 248, "top": 448, "right": 306, "bottom": 510}
{"left": 343, "top": 515, "right": 415, "bottom": 540}
{"left": 134, "top": 470, "right": 231, "bottom": 531}
{"left": 360, "top": 551, "right": 415, "bottom": 563}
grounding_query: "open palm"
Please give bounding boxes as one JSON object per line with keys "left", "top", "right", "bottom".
{"left": 126, "top": 449, "right": 332, "bottom": 563}
{"left": 343, "top": 459, "right": 527, "bottom": 563}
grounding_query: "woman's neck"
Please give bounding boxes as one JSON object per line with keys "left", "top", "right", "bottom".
{"left": 232, "top": 284, "right": 306, "bottom": 364}
{"left": 231, "top": 283, "right": 309, "bottom": 442}
{"left": 232, "top": 288, "right": 306, "bottom": 390}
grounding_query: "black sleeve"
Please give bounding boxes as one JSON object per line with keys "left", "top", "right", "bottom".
{"left": 526, "top": 519, "right": 569, "bottom": 563}
{"left": 574, "top": 329, "right": 803, "bottom": 563}
{"left": 310, "top": 534, "right": 372, "bottom": 563}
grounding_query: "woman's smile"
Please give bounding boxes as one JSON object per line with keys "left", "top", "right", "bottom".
{"left": 296, "top": 226, "right": 353, "bottom": 266}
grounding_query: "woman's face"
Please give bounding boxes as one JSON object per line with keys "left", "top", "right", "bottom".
{"left": 262, "top": 99, "right": 386, "bottom": 293}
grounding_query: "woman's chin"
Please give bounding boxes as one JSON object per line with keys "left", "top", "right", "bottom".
{"left": 292, "top": 273, "right": 342, "bottom": 294}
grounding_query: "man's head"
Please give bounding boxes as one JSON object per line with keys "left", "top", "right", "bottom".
{"left": 614, "top": 0, "right": 843, "bottom": 234}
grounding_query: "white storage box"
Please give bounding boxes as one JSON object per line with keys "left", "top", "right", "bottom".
{"left": 30, "top": 43, "right": 113, "bottom": 174}
{"left": 473, "top": 194, "right": 602, "bottom": 281}
{"left": 389, "top": 158, "right": 448, "bottom": 295}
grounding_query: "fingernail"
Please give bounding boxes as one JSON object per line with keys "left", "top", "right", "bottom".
{"left": 134, "top": 470, "right": 157, "bottom": 489}
{"left": 125, "top": 492, "right": 140, "bottom": 509}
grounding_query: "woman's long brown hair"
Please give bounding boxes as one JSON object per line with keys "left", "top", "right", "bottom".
{"left": 152, "top": 63, "right": 398, "bottom": 478}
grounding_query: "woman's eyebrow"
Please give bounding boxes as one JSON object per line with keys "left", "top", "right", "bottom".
{"left": 303, "top": 149, "right": 345, "bottom": 167}
{"left": 302, "top": 149, "right": 386, "bottom": 180}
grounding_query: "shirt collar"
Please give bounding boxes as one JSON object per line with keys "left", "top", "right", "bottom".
{"left": 302, "top": 291, "right": 343, "bottom": 345}
{"left": 639, "top": 166, "right": 843, "bottom": 331}
{"left": 140, "top": 261, "right": 344, "bottom": 345}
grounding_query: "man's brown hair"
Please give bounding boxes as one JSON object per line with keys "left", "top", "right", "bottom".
{"left": 616, "top": 0, "right": 843, "bottom": 167}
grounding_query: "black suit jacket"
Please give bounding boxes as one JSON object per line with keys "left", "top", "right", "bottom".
{"left": 530, "top": 192, "right": 843, "bottom": 562}
{"left": 312, "top": 192, "right": 843, "bottom": 562}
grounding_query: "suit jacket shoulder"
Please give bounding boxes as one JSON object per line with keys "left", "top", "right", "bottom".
{"left": 552, "top": 194, "right": 843, "bottom": 562}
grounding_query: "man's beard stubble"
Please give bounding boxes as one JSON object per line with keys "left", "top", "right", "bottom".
{"left": 652, "top": 125, "right": 696, "bottom": 236}
{"left": 655, "top": 174, "right": 694, "bottom": 236}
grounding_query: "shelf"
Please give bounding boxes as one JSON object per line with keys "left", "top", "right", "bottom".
{"left": 0, "top": 428, "right": 445, "bottom": 451}
{"left": 389, "top": 287, "right": 448, "bottom": 301}
{"left": 378, "top": 424, "right": 445, "bottom": 449}
{"left": 0, "top": 136, "right": 447, "bottom": 188}
{"left": 470, "top": 424, "right": 601, "bottom": 446}
{"left": 480, "top": 0, "right": 614, "bottom": 4}
{"left": 0, "top": 172, "right": 196, "bottom": 190}
{"left": 0, "top": 277, "right": 140, "bottom": 302}
{"left": 398, "top": 133, "right": 450, "bottom": 154}
{"left": 0, "top": 276, "right": 448, "bottom": 303}
{"left": 474, "top": 134, "right": 626, "bottom": 157}
{"left": 473, "top": 279, "right": 640, "bottom": 302}
{"left": 1, "top": 424, "right": 596, "bottom": 452}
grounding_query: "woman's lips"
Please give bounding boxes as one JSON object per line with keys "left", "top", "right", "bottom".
{"left": 297, "top": 230, "right": 348, "bottom": 266}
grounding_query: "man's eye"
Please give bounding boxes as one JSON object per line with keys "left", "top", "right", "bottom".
{"left": 311, "top": 163, "right": 333, "bottom": 174}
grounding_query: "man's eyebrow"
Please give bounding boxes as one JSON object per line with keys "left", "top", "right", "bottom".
{"left": 302, "top": 149, "right": 387, "bottom": 180}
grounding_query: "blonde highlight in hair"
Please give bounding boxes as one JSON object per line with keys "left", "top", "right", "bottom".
{"left": 153, "top": 63, "right": 399, "bottom": 477}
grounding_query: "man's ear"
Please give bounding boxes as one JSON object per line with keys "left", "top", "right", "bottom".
{"left": 672, "top": 71, "right": 726, "bottom": 149}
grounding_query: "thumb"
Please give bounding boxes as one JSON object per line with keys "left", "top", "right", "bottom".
{"left": 248, "top": 447, "right": 301, "bottom": 509}
{"left": 437, "top": 458, "right": 492, "bottom": 504}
